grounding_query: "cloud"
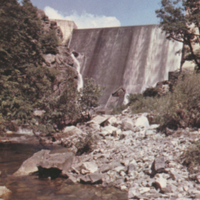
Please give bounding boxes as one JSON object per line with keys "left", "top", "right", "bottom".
{"left": 44, "top": 6, "right": 121, "bottom": 29}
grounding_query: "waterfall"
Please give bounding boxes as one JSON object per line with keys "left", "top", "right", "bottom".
{"left": 71, "top": 53, "right": 84, "bottom": 92}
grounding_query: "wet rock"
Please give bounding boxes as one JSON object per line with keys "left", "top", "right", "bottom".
{"left": 0, "top": 186, "right": 11, "bottom": 198}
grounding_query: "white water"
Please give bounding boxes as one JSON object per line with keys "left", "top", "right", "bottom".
{"left": 123, "top": 26, "right": 183, "bottom": 104}
{"left": 71, "top": 53, "right": 84, "bottom": 91}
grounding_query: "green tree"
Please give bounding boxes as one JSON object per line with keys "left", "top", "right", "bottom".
{"left": 0, "top": 0, "right": 56, "bottom": 130}
{"left": 156, "top": 0, "right": 200, "bottom": 70}
{"left": 79, "top": 78, "right": 103, "bottom": 113}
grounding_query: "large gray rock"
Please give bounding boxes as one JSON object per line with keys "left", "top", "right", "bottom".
{"left": 38, "top": 151, "right": 74, "bottom": 175}
{"left": 14, "top": 150, "right": 74, "bottom": 176}
{"left": 14, "top": 150, "right": 50, "bottom": 176}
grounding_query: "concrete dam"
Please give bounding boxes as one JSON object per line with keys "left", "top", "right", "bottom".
{"left": 68, "top": 24, "right": 183, "bottom": 107}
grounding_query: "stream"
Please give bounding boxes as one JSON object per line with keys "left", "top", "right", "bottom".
{"left": 0, "top": 142, "right": 127, "bottom": 200}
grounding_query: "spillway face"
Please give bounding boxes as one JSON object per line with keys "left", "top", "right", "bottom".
{"left": 69, "top": 25, "right": 183, "bottom": 106}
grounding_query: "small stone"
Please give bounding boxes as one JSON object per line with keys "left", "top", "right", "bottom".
{"left": 139, "top": 187, "right": 150, "bottom": 194}
{"left": 151, "top": 156, "right": 165, "bottom": 175}
{"left": 114, "top": 166, "right": 125, "bottom": 173}
{"left": 128, "top": 187, "right": 140, "bottom": 199}
{"left": 100, "top": 165, "right": 111, "bottom": 173}
{"left": 120, "top": 185, "right": 128, "bottom": 191}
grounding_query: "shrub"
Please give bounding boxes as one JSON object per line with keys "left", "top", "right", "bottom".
{"left": 79, "top": 78, "right": 103, "bottom": 114}
{"left": 181, "top": 140, "right": 200, "bottom": 173}
{"left": 129, "top": 72, "right": 200, "bottom": 131}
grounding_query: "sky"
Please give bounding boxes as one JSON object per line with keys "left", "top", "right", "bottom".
{"left": 30, "top": 0, "right": 162, "bottom": 29}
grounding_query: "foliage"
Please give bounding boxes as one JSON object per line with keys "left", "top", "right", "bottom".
{"left": 156, "top": 0, "right": 200, "bottom": 70}
{"left": 0, "top": 0, "right": 58, "bottom": 131}
{"left": 129, "top": 72, "right": 200, "bottom": 130}
{"left": 75, "top": 132, "right": 99, "bottom": 156}
{"left": 181, "top": 139, "right": 200, "bottom": 173}
{"left": 0, "top": 0, "right": 102, "bottom": 134}
{"left": 111, "top": 104, "right": 127, "bottom": 115}
{"left": 40, "top": 29, "right": 59, "bottom": 54}
{"left": 79, "top": 78, "right": 103, "bottom": 113}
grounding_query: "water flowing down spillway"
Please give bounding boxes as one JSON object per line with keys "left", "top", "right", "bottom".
{"left": 71, "top": 53, "right": 84, "bottom": 91}
{"left": 69, "top": 25, "right": 183, "bottom": 106}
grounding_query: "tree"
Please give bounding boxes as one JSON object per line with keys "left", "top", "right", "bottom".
{"left": 0, "top": 0, "right": 56, "bottom": 131}
{"left": 156, "top": 0, "right": 200, "bottom": 70}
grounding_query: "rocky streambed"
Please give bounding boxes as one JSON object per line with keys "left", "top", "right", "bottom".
{"left": 1, "top": 109, "right": 200, "bottom": 199}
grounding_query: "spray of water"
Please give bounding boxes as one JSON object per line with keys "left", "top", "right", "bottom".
{"left": 71, "top": 53, "right": 84, "bottom": 91}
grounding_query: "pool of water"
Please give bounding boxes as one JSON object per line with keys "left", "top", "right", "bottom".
{"left": 0, "top": 143, "right": 128, "bottom": 200}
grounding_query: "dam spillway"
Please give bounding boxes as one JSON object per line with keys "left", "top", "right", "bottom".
{"left": 69, "top": 25, "right": 183, "bottom": 107}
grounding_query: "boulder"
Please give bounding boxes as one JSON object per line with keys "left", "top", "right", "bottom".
{"left": 14, "top": 150, "right": 74, "bottom": 177}
{"left": 38, "top": 151, "right": 74, "bottom": 175}
{"left": 135, "top": 116, "right": 149, "bottom": 129}
{"left": 14, "top": 150, "right": 50, "bottom": 176}
{"left": 122, "top": 118, "right": 134, "bottom": 131}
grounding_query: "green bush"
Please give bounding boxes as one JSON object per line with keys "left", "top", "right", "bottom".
{"left": 40, "top": 29, "right": 59, "bottom": 54}
{"left": 129, "top": 72, "right": 200, "bottom": 130}
{"left": 181, "top": 140, "right": 200, "bottom": 173}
